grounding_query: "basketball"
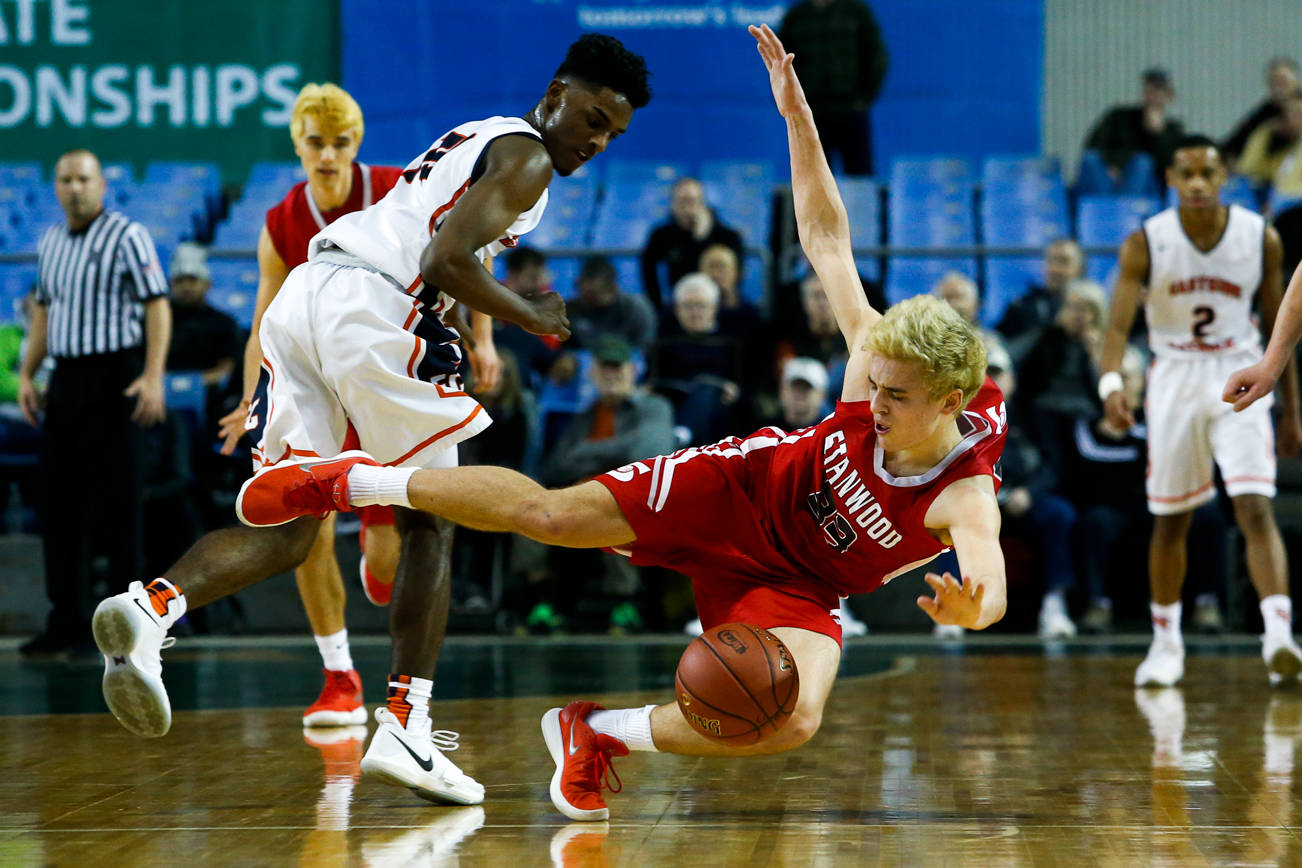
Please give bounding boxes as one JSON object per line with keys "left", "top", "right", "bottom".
{"left": 675, "top": 623, "right": 800, "bottom": 745}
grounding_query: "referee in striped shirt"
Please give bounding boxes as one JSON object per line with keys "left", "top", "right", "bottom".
{"left": 17, "top": 149, "right": 172, "bottom": 656}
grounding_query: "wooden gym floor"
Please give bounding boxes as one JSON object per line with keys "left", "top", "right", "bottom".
{"left": 1, "top": 634, "right": 1299, "bottom": 867}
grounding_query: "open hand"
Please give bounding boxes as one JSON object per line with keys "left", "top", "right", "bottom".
{"left": 1103, "top": 390, "right": 1134, "bottom": 431}
{"left": 125, "top": 374, "right": 165, "bottom": 427}
{"left": 917, "top": 571, "right": 986, "bottom": 629}
{"left": 467, "top": 340, "right": 501, "bottom": 393}
{"left": 749, "top": 24, "right": 810, "bottom": 120}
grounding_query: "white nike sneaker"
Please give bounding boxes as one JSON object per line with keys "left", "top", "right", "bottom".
{"left": 361, "top": 707, "right": 485, "bottom": 805}
{"left": 933, "top": 623, "right": 965, "bottom": 641}
{"left": 1135, "top": 636, "right": 1184, "bottom": 687}
{"left": 683, "top": 618, "right": 703, "bottom": 637}
{"left": 1038, "top": 596, "right": 1077, "bottom": 640}
{"left": 92, "top": 581, "right": 181, "bottom": 738}
{"left": 839, "top": 599, "right": 869, "bottom": 638}
{"left": 1263, "top": 631, "right": 1302, "bottom": 687}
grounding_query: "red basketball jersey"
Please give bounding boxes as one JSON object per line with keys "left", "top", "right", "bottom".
{"left": 264, "top": 162, "right": 403, "bottom": 269}
{"left": 604, "top": 377, "right": 1007, "bottom": 598}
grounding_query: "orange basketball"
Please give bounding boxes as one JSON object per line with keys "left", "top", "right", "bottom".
{"left": 675, "top": 622, "right": 800, "bottom": 745}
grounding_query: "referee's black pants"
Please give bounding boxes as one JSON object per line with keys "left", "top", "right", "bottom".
{"left": 39, "top": 349, "right": 145, "bottom": 637}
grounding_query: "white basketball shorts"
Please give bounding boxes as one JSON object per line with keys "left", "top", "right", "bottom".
{"left": 1144, "top": 350, "right": 1275, "bottom": 515}
{"left": 245, "top": 259, "right": 489, "bottom": 471}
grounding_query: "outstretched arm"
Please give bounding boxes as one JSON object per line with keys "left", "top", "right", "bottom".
{"left": 750, "top": 23, "right": 877, "bottom": 348}
{"left": 919, "top": 475, "right": 1007, "bottom": 629}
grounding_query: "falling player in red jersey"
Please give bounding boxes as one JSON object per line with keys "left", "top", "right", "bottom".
{"left": 274, "top": 24, "right": 1009, "bottom": 821}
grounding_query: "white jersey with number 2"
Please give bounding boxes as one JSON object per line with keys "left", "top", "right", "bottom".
{"left": 1142, "top": 203, "right": 1264, "bottom": 359}
{"left": 309, "top": 115, "right": 549, "bottom": 294}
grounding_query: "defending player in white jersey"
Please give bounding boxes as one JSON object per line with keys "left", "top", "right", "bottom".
{"left": 88, "top": 35, "right": 651, "bottom": 806}
{"left": 1099, "top": 134, "right": 1302, "bottom": 688}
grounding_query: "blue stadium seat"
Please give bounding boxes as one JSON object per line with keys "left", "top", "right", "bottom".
{"left": 1076, "top": 195, "right": 1160, "bottom": 248}
{"left": 206, "top": 258, "right": 259, "bottom": 328}
{"left": 889, "top": 190, "right": 975, "bottom": 248}
{"left": 702, "top": 180, "right": 771, "bottom": 248}
{"left": 0, "top": 162, "right": 42, "bottom": 188}
{"left": 981, "top": 155, "right": 1061, "bottom": 186}
{"left": 1085, "top": 256, "right": 1118, "bottom": 289}
{"left": 885, "top": 258, "right": 976, "bottom": 306}
{"left": 700, "top": 159, "right": 776, "bottom": 191}
{"left": 246, "top": 162, "right": 304, "bottom": 192}
{"left": 981, "top": 257, "right": 1041, "bottom": 327}
{"left": 889, "top": 156, "right": 973, "bottom": 186}
{"left": 529, "top": 173, "right": 600, "bottom": 250}
{"left": 165, "top": 371, "right": 208, "bottom": 437}
{"left": 590, "top": 205, "right": 660, "bottom": 249}
{"left": 839, "top": 177, "right": 881, "bottom": 280}
{"left": 604, "top": 160, "right": 686, "bottom": 187}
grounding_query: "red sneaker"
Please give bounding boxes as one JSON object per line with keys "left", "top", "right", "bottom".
{"left": 303, "top": 668, "right": 367, "bottom": 727}
{"left": 236, "top": 450, "right": 379, "bottom": 527}
{"left": 541, "top": 701, "right": 629, "bottom": 821}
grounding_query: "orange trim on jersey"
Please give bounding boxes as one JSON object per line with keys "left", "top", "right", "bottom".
{"left": 1223, "top": 474, "right": 1276, "bottom": 485}
{"left": 386, "top": 404, "right": 484, "bottom": 467}
{"left": 1148, "top": 481, "right": 1214, "bottom": 503}
{"left": 406, "top": 274, "right": 423, "bottom": 295}
{"left": 428, "top": 179, "right": 472, "bottom": 235}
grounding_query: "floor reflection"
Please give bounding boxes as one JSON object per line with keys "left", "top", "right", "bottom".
{"left": 359, "top": 807, "right": 485, "bottom": 866}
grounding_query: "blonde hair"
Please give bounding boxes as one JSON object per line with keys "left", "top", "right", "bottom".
{"left": 1063, "top": 278, "right": 1108, "bottom": 330}
{"left": 864, "top": 295, "right": 987, "bottom": 408}
{"left": 290, "top": 83, "right": 364, "bottom": 143}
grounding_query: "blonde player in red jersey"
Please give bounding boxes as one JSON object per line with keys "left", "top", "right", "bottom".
{"left": 271, "top": 24, "right": 1009, "bottom": 820}
{"left": 91, "top": 34, "right": 651, "bottom": 808}
{"left": 1100, "top": 135, "right": 1302, "bottom": 688}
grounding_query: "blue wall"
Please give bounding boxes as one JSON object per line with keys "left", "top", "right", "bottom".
{"left": 341, "top": 0, "right": 1042, "bottom": 173}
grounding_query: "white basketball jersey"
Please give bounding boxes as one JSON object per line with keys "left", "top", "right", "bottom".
{"left": 1143, "top": 204, "right": 1264, "bottom": 359}
{"left": 310, "top": 115, "right": 549, "bottom": 292}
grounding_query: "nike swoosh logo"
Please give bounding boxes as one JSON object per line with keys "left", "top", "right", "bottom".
{"left": 133, "top": 599, "right": 159, "bottom": 624}
{"left": 567, "top": 728, "right": 580, "bottom": 756}
{"left": 393, "top": 732, "right": 434, "bottom": 771}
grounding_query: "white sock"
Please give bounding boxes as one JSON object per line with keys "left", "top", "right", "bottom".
{"left": 389, "top": 675, "right": 433, "bottom": 734}
{"left": 1151, "top": 601, "right": 1182, "bottom": 643}
{"left": 1261, "top": 595, "right": 1293, "bottom": 638}
{"left": 348, "top": 465, "right": 416, "bottom": 508}
{"left": 587, "top": 705, "right": 658, "bottom": 752}
{"left": 314, "top": 628, "right": 354, "bottom": 672}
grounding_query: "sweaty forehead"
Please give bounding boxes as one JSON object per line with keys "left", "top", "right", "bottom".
{"left": 567, "top": 80, "right": 634, "bottom": 128}
{"left": 869, "top": 355, "right": 926, "bottom": 390}
{"left": 1173, "top": 147, "right": 1221, "bottom": 170}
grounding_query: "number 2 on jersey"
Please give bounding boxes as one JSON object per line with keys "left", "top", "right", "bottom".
{"left": 1192, "top": 305, "right": 1215, "bottom": 338}
{"left": 403, "top": 132, "right": 473, "bottom": 183}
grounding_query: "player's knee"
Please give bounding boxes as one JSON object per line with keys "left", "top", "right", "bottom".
{"left": 1234, "top": 495, "right": 1275, "bottom": 535}
{"left": 284, "top": 518, "right": 323, "bottom": 563}
{"left": 777, "top": 708, "right": 822, "bottom": 750}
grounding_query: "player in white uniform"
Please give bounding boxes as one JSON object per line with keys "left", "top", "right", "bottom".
{"left": 88, "top": 35, "right": 651, "bottom": 805}
{"left": 1100, "top": 135, "right": 1302, "bottom": 687}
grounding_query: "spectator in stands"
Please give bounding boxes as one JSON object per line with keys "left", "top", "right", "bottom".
{"left": 1238, "top": 89, "right": 1302, "bottom": 199}
{"left": 775, "top": 271, "right": 847, "bottom": 371}
{"left": 986, "top": 339, "right": 1078, "bottom": 639}
{"left": 778, "top": 0, "right": 888, "bottom": 176}
{"left": 1223, "top": 57, "right": 1300, "bottom": 166}
{"left": 761, "top": 356, "right": 829, "bottom": 430}
{"left": 996, "top": 239, "right": 1086, "bottom": 360}
{"left": 640, "top": 177, "right": 745, "bottom": 310}
{"left": 166, "top": 243, "right": 240, "bottom": 388}
{"left": 652, "top": 273, "right": 748, "bottom": 443}
{"left": 1082, "top": 68, "right": 1185, "bottom": 192}
{"left": 493, "top": 246, "right": 563, "bottom": 389}
{"left": 19, "top": 149, "right": 170, "bottom": 657}
{"left": 565, "top": 255, "right": 657, "bottom": 353}
{"left": 1016, "top": 278, "right": 1107, "bottom": 430}
{"left": 532, "top": 336, "right": 675, "bottom": 634}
